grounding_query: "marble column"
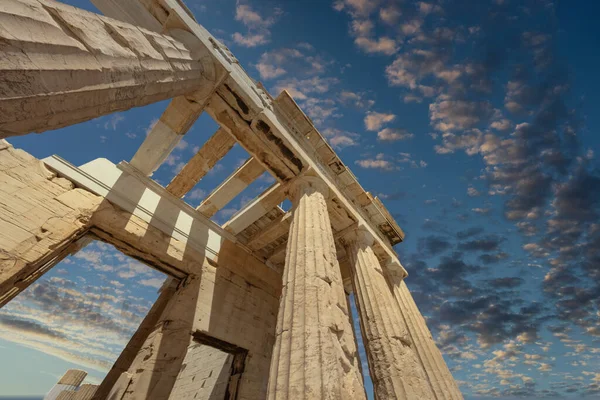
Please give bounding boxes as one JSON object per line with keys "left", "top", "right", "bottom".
{"left": 345, "top": 226, "right": 435, "bottom": 400}
{"left": 267, "top": 175, "right": 365, "bottom": 400}
{"left": 388, "top": 273, "right": 463, "bottom": 400}
{"left": 0, "top": 0, "right": 212, "bottom": 138}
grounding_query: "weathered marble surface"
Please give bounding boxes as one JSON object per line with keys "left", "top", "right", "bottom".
{"left": 346, "top": 226, "right": 435, "bottom": 400}
{"left": 267, "top": 176, "right": 366, "bottom": 400}
{"left": 0, "top": 0, "right": 211, "bottom": 138}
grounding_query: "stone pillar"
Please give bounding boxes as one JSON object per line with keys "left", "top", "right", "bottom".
{"left": 345, "top": 226, "right": 435, "bottom": 400}
{"left": 267, "top": 175, "right": 365, "bottom": 400}
{"left": 0, "top": 0, "right": 215, "bottom": 138}
{"left": 93, "top": 278, "right": 179, "bottom": 399}
{"left": 389, "top": 275, "right": 463, "bottom": 400}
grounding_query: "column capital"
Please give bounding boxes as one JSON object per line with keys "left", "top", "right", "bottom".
{"left": 343, "top": 224, "right": 375, "bottom": 248}
{"left": 386, "top": 259, "right": 409, "bottom": 281}
{"left": 287, "top": 174, "right": 329, "bottom": 204}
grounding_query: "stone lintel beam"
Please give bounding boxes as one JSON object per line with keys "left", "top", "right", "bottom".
{"left": 267, "top": 175, "right": 365, "bottom": 400}
{"left": 344, "top": 225, "right": 435, "bottom": 400}
{"left": 222, "top": 182, "right": 288, "bottom": 235}
{"left": 166, "top": 128, "right": 235, "bottom": 197}
{"left": 265, "top": 240, "right": 287, "bottom": 266}
{"left": 0, "top": 0, "right": 221, "bottom": 138}
{"left": 130, "top": 96, "right": 205, "bottom": 176}
{"left": 387, "top": 274, "right": 464, "bottom": 400}
{"left": 197, "top": 157, "right": 266, "bottom": 218}
{"left": 246, "top": 211, "right": 291, "bottom": 251}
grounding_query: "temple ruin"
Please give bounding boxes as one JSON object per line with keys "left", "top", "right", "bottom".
{"left": 0, "top": 0, "right": 463, "bottom": 398}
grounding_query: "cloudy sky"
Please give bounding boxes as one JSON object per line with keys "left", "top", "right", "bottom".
{"left": 2, "top": 0, "right": 600, "bottom": 398}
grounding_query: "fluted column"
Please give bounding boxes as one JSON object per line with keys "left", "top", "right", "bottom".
{"left": 0, "top": 0, "right": 217, "bottom": 138}
{"left": 345, "top": 226, "right": 435, "bottom": 400}
{"left": 389, "top": 274, "right": 463, "bottom": 400}
{"left": 267, "top": 175, "right": 365, "bottom": 400}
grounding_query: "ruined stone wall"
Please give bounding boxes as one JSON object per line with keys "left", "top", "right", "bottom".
{"left": 193, "top": 240, "right": 281, "bottom": 400}
{"left": 0, "top": 140, "right": 102, "bottom": 306}
{"left": 0, "top": 144, "right": 281, "bottom": 399}
{"left": 115, "top": 239, "right": 281, "bottom": 400}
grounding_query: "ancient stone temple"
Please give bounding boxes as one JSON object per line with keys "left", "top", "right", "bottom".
{"left": 0, "top": 0, "right": 462, "bottom": 399}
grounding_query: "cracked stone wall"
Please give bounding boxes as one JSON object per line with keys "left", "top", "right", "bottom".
{"left": 0, "top": 144, "right": 281, "bottom": 399}
{"left": 116, "top": 239, "right": 281, "bottom": 400}
{"left": 0, "top": 140, "right": 102, "bottom": 306}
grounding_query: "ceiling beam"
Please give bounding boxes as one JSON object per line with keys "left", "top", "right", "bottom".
{"left": 197, "top": 157, "right": 266, "bottom": 218}
{"left": 246, "top": 211, "right": 292, "bottom": 251}
{"left": 166, "top": 128, "right": 235, "bottom": 198}
{"left": 222, "top": 183, "right": 288, "bottom": 235}
{"left": 130, "top": 96, "right": 204, "bottom": 176}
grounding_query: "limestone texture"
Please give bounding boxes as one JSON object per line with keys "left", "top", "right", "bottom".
{"left": 267, "top": 176, "right": 366, "bottom": 400}
{"left": 0, "top": 0, "right": 210, "bottom": 137}
{"left": 0, "top": 141, "right": 101, "bottom": 306}
{"left": 391, "top": 278, "right": 464, "bottom": 400}
{"left": 346, "top": 226, "right": 435, "bottom": 400}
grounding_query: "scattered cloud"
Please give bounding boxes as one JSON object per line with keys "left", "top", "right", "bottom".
{"left": 364, "top": 111, "right": 396, "bottom": 131}
{"left": 377, "top": 128, "right": 414, "bottom": 141}
{"left": 355, "top": 153, "right": 397, "bottom": 171}
{"left": 232, "top": 1, "right": 282, "bottom": 47}
{"left": 103, "top": 114, "right": 124, "bottom": 131}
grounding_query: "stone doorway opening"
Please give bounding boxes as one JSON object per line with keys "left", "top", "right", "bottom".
{"left": 168, "top": 331, "right": 248, "bottom": 400}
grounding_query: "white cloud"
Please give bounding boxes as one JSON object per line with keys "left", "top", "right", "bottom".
{"left": 235, "top": 3, "right": 267, "bottom": 27}
{"left": 418, "top": 2, "right": 442, "bottom": 15}
{"left": 232, "top": 32, "right": 269, "bottom": 47}
{"left": 339, "top": 90, "right": 375, "bottom": 109}
{"left": 274, "top": 76, "right": 339, "bottom": 100}
{"left": 377, "top": 128, "right": 414, "bottom": 141}
{"left": 490, "top": 118, "right": 512, "bottom": 131}
{"left": 175, "top": 139, "right": 188, "bottom": 151}
{"left": 322, "top": 128, "right": 359, "bottom": 148}
{"left": 186, "top": 188, "right": 206, "bottom": 201}
{"left": 468, "top": 187, "right": 481, "bottom": 197}
{"left": 333, "top": 0, "right": 380, "bottom": 17}
{"left": 74, "top": 249, "right": 103, "bottom": 264}
{"left": 254, "top": 47, "right": 328, "bottom": 80}
{"left": 355, "top": 153, "right": 397, "bottom": 170}
{"left": 354, "top": 36, "right": 398, "bottom": 55}
{"left": 103, "top": 114, "right": 124, "bottom": 131}
{"left": 351, "top": 19, "right": 374, "bottom": 37}
{"left": 379, "top": 6, "right": 401, "bottom": 24}
{"left": 256, "top": 63, "right": 286, "bottom": 80}
{"left": 139, "top": 278, "right": 165, "bottom": 289}
{"left": 364, "top": 111, "right": 396, "bottom": 131}
{"left": 232, "top": 2, "right": 282, "bottom": 47}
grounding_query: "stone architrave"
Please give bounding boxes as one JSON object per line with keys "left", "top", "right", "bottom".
{"left": 345, "top": 226, "right": 435, "bottom": 400}
{"left": 267, "top": 175, "right": 365, "bottom": 400}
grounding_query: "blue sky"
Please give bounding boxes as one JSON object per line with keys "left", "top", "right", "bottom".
{"left": 1, "top": 0, "right": 600, "bottom": 398}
